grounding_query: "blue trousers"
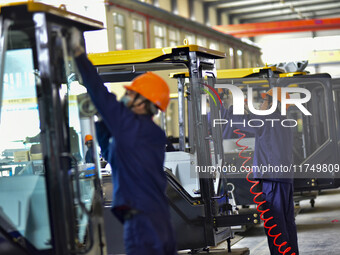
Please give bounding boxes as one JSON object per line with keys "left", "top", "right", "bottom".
{"left": 262, "top": 181, "right": 299, "bottom": 255}
{"left": 123, "top": 213, "right": 177, "bottom": 255}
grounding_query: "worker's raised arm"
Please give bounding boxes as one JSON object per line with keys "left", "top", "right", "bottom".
{"left": 69, "top": 27, "right": 135, "bottom": 139}
{"left": 74, "top": 53, "right": 136, "bottom": 140}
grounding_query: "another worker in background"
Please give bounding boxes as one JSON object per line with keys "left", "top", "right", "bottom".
{"left": 84, "top": 134, "right": 95, "bottom": 163}
{"left": 226, "top": 87, "right": 299, "bottom": 255}
{"left": 69, "top": 28, "right": 177, "bottom": 255}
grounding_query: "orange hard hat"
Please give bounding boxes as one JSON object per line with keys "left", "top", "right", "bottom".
{"left": 85, "top": 134, "right": 93, "bottom": 144}
{"left": 261, "top": 87, "right": 290, "bottom": 109}
{"left": 124, "top": 72, "right": 170, "bottom": 111}
{"left": 261, "top": 87, "right": 290, "bottom": 102}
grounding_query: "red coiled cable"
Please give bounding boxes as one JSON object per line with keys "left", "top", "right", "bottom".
{"left": 233, "top": 129, "right": 296, "bottom": 255}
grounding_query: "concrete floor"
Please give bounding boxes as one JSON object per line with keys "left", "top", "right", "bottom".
{"left": 230, "top": 188, "right": 340, "bottom": 255}
{"left": 112, "top": 189, "right": 340, "bottom": 255}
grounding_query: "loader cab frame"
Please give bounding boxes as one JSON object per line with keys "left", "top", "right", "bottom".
{"left": 171, "top": 66, "right": 340, "bottom": 209}
{"left": 211, "top": 67, "right": 339, "bottom": 192}
{"left": 89, "top": 43, "right": 258, "bottom": 253}
{"left": 0, "top": 3, "right": 105, "bottom": 255}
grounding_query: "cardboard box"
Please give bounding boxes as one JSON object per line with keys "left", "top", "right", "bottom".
{"left": 14, "top": 150, "right": 30, "bottom": 162}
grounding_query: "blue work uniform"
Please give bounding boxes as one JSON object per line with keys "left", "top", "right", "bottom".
{"left": 75, "top": 54, "right": 177, "bottom": 255}
{"left": 207, "top": 107, "right": 253, "bottom": 139}
{"left": 226, "top": 106, "right": 299, "bottom": 255}
{"left": 85, "top": 146, "right": 94, "bottom": 163}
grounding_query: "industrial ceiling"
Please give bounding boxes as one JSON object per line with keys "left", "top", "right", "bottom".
{"left": 203, "top": 0, "right": 340, "bottom": 23}
{"left": 204, "top": 0, "right": 340, "bottom": 37}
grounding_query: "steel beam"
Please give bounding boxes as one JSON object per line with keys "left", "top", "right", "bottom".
{"left": 218, "top": 0, "right": 337, "bottom": 15}
{"left": 233, "top": 2, "right": 340, "bottom": 20}
{"left": 241, "top": 10, "right": 340, "bottom": 23}
{"left": 213, "top": 17, "right": 340, "bottom": 37}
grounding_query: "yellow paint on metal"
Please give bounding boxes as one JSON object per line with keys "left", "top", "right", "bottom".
{"left": 170, "top": 93, "right": 179, "bottom": 99}
{"left": 89, "top": 44, "right": 225, "bottom": 67}
{"left": 183, "top": 44, "right": 226, "bottom": 58}
{"left": 279, "top": 72, "right": 307, "bottom": 77}
{"left": 89, "top": 48, "right": 172, "bottom": 66}
{"left": 169, "top": 72, "right": 189, "bottom": 79}
{"left": 0, "top": 1, "right": 103, "bottom": 29}
{"left": 216, "top": 66, "right": 279, "bottom": 78}
{"left": 169, "top": 93, "right": 188, "bottom": 99}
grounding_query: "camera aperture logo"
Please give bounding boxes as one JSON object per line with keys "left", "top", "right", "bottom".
{"left": 201, "top": 84, "right": 312, "bottom": 128}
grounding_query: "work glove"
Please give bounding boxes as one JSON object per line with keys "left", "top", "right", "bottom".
{"left": 68, "top": 27, "right": 85, "bottom": 57}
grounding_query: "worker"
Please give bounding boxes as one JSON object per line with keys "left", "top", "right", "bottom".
{"left": 225, "top": 87, "right": 299, "bottom": 255}
{"left": 84, "top": 134, "right": 95, "bottom": 163}
{"left": 69, "top": 29, "right": 177, "bottom": 255}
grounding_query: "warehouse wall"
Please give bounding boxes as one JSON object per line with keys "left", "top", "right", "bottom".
{"left": 177, "top": 0, "right": 189, "bottom": 19}
{"left": 193, "top": 0, "right": 204, "bottom": 24}
{"left": 158, "top": 0, "right": 171, "bottom": 12}
{"left": 100, "top": 0, "right": 262, "bottom": 137}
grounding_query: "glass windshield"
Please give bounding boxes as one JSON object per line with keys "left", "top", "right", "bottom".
{"left": 53, "top": 28, "right": 101, "bottom": 248}
{"left": 0, "top": 22, "right": 52, "bottom": 250}
{"left": 216, "top": 77, "right": 331, "bottom": 172}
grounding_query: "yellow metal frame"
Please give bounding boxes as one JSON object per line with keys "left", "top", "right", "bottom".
{"left": 88, "top": 44, "right": 225, "bottom": 66}
{"left": 0, "top": 1, "right": 103, "bottom": 29}
{"left": 169, "top": 67, "right": 307, "bottom": 79}
{"left": 217, "top": 66, "right": 279, "bottom": 78}
{"left": 279, "top": 72, "right": 307, "bottom": 77}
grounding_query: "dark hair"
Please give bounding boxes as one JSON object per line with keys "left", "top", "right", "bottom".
{"left": 131, "top": 93, "right": 158, "bottom": 115}
{"left": 144, "top": 100, "right": 159, "bottom": 115}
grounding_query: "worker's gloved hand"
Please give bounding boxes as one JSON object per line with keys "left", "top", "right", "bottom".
{"left": 68, "top": 27, "right": 85, "bottom": 57}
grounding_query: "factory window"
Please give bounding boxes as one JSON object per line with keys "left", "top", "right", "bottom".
{"left": 249, "top": 54, "right": 255, "bottom": 67}
{"left": 244, "top": 52, "right": 251, "bottom": 67}
{"left": 209, "top": 41, "right": 219, "bottom": 51}
{"left": 113, "top": 12, "right": 126, "bottom": 51}
{"left": 184, "top": 33, "right": 196, "bottom": 45}
{"left": 154, "top": 24, "right": 166, "bottom": 48}
{"left": 237, "top": 49, "right": 243, "bottom": 68}
{"left": 168, "top": 28, "right": 180, "bottom": 47}
{"left": 209, "top": 41, "right": 220, "bottom": 68}
{"left": 229, "top": 47, "right": 235, "bottom": 68}
{"left": 197, "top": 37, "right": 207, "bottom": 47}
{"left": 138, "top": 0, "right": 153, "bottom": 3}
{"left": 133, "top": 19, "right": 145, "bottom": 49}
